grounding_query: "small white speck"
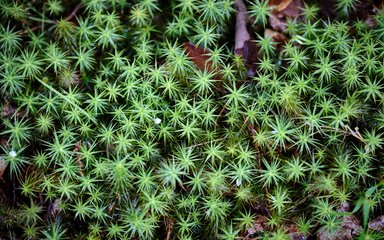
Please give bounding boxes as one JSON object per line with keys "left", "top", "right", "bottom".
{"left": 236, "top": 178, "right": 242, "bottom": 186}
{"left": 9, "top": 150, "right": 17, "bottom": 158}
{"left": 271, "top": 130, "right": 278, "bottom": 134}
{"left": 154, "top": 118, "right": 161, "bottom": 125}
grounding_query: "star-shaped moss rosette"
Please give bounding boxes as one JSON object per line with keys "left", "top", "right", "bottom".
{"left": 0, "top": 0, "right": 384, "bottom": 239}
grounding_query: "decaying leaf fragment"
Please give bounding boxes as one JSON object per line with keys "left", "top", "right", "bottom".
{"left": 234, "top": 0, "right": 259, "bottom": 76}
{"left": 269, "top": 0, "right": 303, "bottom": 32}
{"left": 244, "top": 214, "right": 270, "bottom": 239}
{"left": 182, "top": 42, "right": 215, "bottom": 73}
{"left": 234, "top": 0, "right": 251, "bottom": 52}
{"left": 74, "top": 141, "right": 85, "bottom": 176}
{"left": 182, "top": 42, "right": 222, "bottom": 80}
{"left": 269, "top": 0, "right": 294, "bottom": 12}
{"left": 265, "top": 28, "right": 289, "bottom": 44}
{"left": 270, "top": 0, "right": 302, "bottom": 17}
{"left": 48, "top": 198, "right": 61, "bottom": 216}
{"left": 318, "top": 216, "right": 362, "bottom": 240}
{"left": 0, "top": 157, "right": 8, "bottom": 179}
{"left": 369, "top": 215, "right": 384, "bottom": 231}
{"left": 283, "top": 224, "right": 308, "bottom": 240}
{"left": 318, "top": 202, "right": 362, "bottom": 240}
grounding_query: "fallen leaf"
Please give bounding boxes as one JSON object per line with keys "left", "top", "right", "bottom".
{"left": 265, "top": 28, "right": 289, "bottom": 44}
{"left": 318, "top": 202, "right": 362, "bottom": 240}
{"left": 251, "top": 201, "right": 270, "bottom": 215}
{"left": 182, "top": 42, "right": 218, "bottom": 75}
{"left": 235, "top": 40, "right": 259, "bottom": 74}
{"left": 247, "top": 215, "right": 270, "bottom": 235}
{"left": 234, "top": 0, "right": 251, "bottom": 51}
{"left": 280, "top": 0, "right": 302, "bottom": 18}
{"left": 233, "top": 0, "right": 259, "bottom": 77}
{"left": 269, "top": 15, "right": 288, "bottom": 32}
{"left": 283, "top": 224, "right": 308, "bottom": 240}
{"left": 269, "top": 0, "right": 294, "bottom": 12}
{"left": 48, "top": 198, "right": 61, "bottom": 216}
{"left": 369, "top": 215, "right": 384, "bottom": 231}
{"left": 338, "top": 201, "right": 350, "bottom": 212}
{"left": 365, "top": 15, "right": 376, "bottom": 28}
{"left": 318, "top": 216, "right": 362, "bottom": 240}
{"left": 269, "top": 0, "right": 302, "bottom": 17}
{"left": 268, "top": 0, "right": 303, "bottom": 32}
{"left": 0, "top": 157, "right": 8, "bottom": 179}
{"left": 1, "top": 104, "right": 16, "bottom": 118}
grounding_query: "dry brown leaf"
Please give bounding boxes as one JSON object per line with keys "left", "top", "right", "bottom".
{"left": 48, "top": 198, "right": 61, "bottom": 216}
{"left": 0, "top": 157, "right": 8, "bottom": 179}
{"left": 318, "top": 202, "right": 362, "bottom": 240}
{"left": 277, "top": 0, "right": 293, "bottom": 12}
{"left": 338, "top": 201, "right": 350, "bottom": 212}
{"left": 365, "top": 15, "right": 376, "bottom": 28}
{"left": 265, "top": 28, "right": 289, "bottom": 44}
{"left": 268, "top": 0, "right": 303, "bottom": 32}
{"left": 269, "top": 15, "right": 288, "bottom": 32}
{"left": 318, "top": 215, "right": 362, "bottom": 240}
{"left": 182, "top": 42, "right": 228, "bottom": 83}
{"left": 283, "top": 224, "right": 308, "bottom": 240}
{"left": 247, "top": 215, "right": 270, "bottom": 235}
{"left": 269, "top": 0, "right": 302, "bottom": 17}
{"left": 236, "top": 40, "right": 259, "bottom": 63}
{"left": 233, "top": 0, "right": 260, "bottom": 77}
{"left": 280, "top": 0, "right": 302, "bottom": 17}
{"left": 369, "top": 215, "right": 384, "bottom": 231}
{"left": 182, "top": 42, "right": 216, "bottom": 73}
{"left": 1, "top": 103, "right": 25, "bottom": 119}
{"left": 269, "top": 0, "right": 294, "bottom": 12}
{"left": 234, "top": 0, "right": 251, "bottom": 51}
{"left": 1, "top": 104, "right": 16, "bottom": 118}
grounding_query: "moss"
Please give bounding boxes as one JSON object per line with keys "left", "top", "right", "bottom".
{"left": 1, "top": 0, "right": 384, "bottom": 239}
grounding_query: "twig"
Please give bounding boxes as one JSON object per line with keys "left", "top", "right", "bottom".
{"left": 344, "top": 125, "right": 364, "bottom": 142}
{"left": 74, "top": 141, "right": 85, "bottom": 177}
{"left": 20, "top": 26, "right": 39, "bottom": 35}
{"left": 66, "top": 3, "right": 83, "bottom": 21}
{"left": 242, "top": 116, "right": 256, "bottom": 136}
{"left": 20, "top": 3, "right": 81, "bottom": 35}
{"left": 215, "top": 105, "right": 227, "bottom": 125}
{"left": 165, "top": 217, "right": 174, "bottom": 240}
{"left": 320, "top": 125, "right": 365, "bottom": 142}
{"left": 178, "top": 182, "right": 188, "bottom": 192}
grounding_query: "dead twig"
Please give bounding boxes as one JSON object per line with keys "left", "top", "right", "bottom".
{"left": 344, "top": 125, "right": 364, "bottom": 142}
{"left": 66, "top": 3, "right": 83, "bottom": 22}
{"left": 20, "top": 26, "right": 40, "bottom": 35}
{"left": 165, "top": 217, "right": 175, "bottom": 240}
{"left": 74, "top": 142, "right": 85, "bottom": 177}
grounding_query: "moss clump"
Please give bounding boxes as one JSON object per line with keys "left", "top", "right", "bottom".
{"left": 1, "top": 0, "right": 384, "bottom": 239}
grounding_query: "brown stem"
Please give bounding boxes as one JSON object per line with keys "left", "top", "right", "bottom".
{"left": 20, "top": 26, "right": 40, "bottom": 35}
{"left": 66, "top": 3, "right": 82, "bottom": 21}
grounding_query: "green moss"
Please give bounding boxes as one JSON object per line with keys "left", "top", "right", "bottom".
{"left": 1, "top": 0, "right": 384, "bottom": 239}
